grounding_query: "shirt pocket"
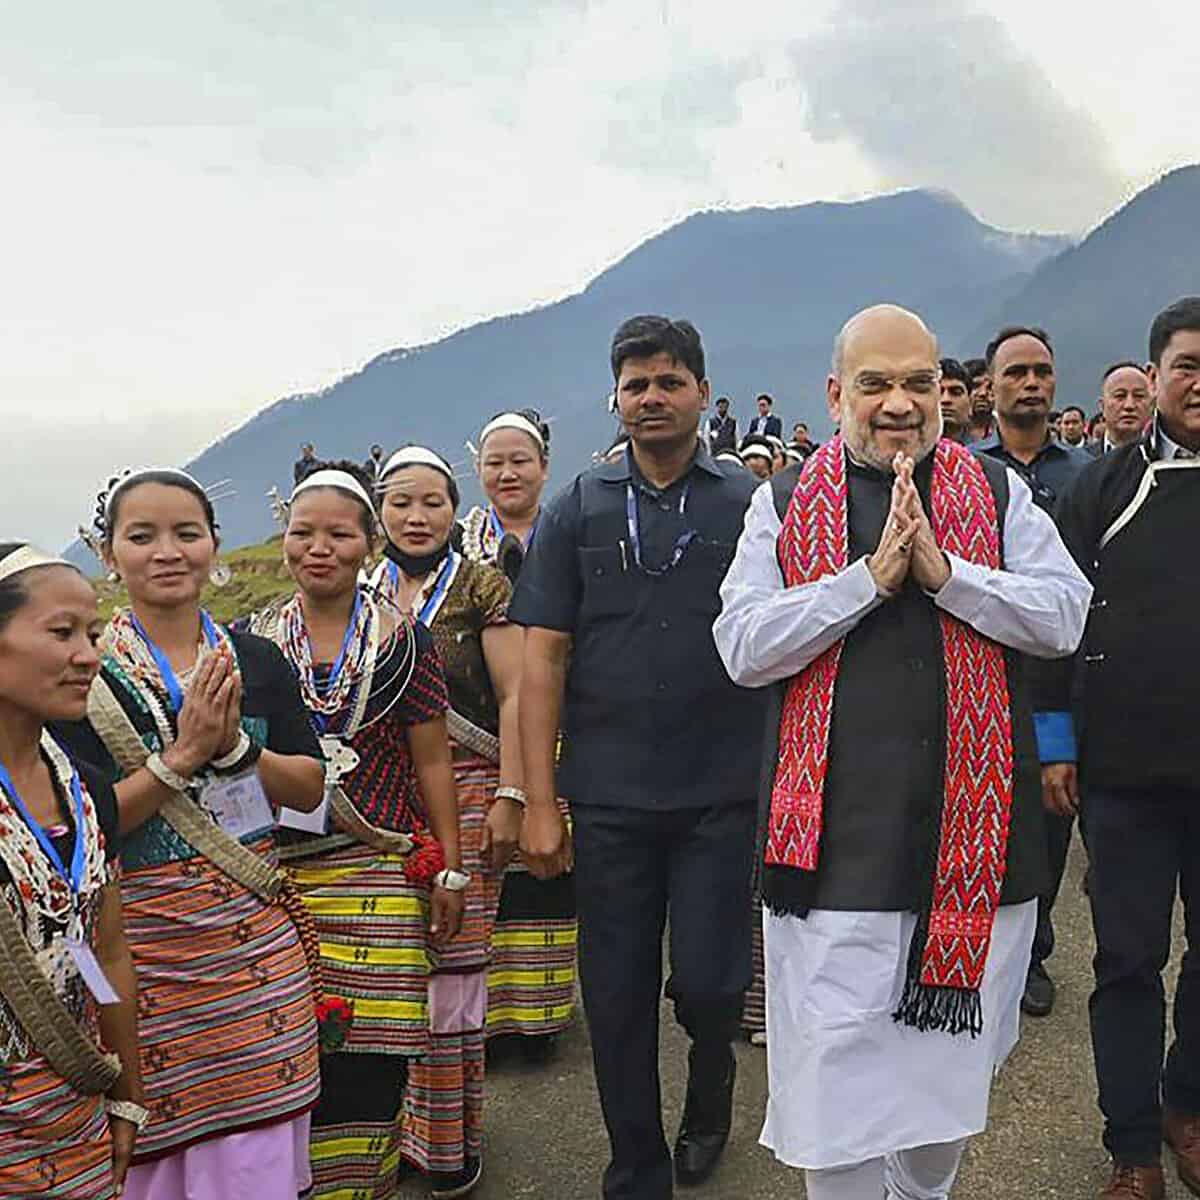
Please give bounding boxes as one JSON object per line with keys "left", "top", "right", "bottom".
{"left": 676, "top": 540, "right": 737, "bottom": 617}
{"left": 577, "top": 545, "right": 635, "bottom": 621}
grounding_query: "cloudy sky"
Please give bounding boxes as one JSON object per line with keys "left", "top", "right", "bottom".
{"left": 2, "top": 0, "right": 1197, "bottom": 547}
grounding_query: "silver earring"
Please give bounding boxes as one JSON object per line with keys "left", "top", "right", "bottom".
{"left": 209, "top": 562, "right": 232, "bottom": 588}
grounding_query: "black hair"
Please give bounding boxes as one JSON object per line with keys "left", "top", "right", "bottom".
{"left": 293, "top": 459, "right": 378, "bottom": 538}
{"left": 379, "top": 448, "right": 460, "bottom": 509}
{"left": 0, "top": 543, "right": 82, "bottom": 633}
{"left": 985, "top": 326, "right": 1054, "bottom": 369}
{"left": 756, "top": 393, "right": 773, "bottom": 405}
{"left": 97, "top": 470, "right": 219, "bottom": 547}
{"left": 610, "top": 315, "right": 705, "bottom": 384}
{"left": 1061, "top": 405, "right": 1086, "bottom": 420}
{"left": 1048, "top": 409, "right": 1062, "bottom": 421}
{"left": 481, "top": 407, "right": 551, "bottom": 461}
{"left": 716, "top": 395, "right": 730, "bottom": 406}
{"left": 963, "top": 358, "right": 988, "bottom": 382}
{"left": 939, "top": 357, "right": 971, "bottom": 389}
{"left": 1102, "top": 360, "right": 1147, "bottom": 384}
{"left": 1149, "top": 297, "right": 1200, "bottom": 366}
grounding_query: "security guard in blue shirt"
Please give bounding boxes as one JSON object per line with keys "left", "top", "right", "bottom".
{"left": 510, "top": 316, "right": 764, "bottom": 1200}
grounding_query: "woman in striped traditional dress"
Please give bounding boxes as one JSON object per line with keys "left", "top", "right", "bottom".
{"left": 253, "top": 464, "right": 464, "bottom": 1200}
{"left": 0, "top": 544, "right": 144, "bottom": 1199}
{"left": 372, "top": 446, "right": 525, "bottom": 1199}
{"left": 460, "top": 411, "right": 578, "bottom": 1062}
{"left": 55, "top": 470, "right": 325, "bottom": 1200}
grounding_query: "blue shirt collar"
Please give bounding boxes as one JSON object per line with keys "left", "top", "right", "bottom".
{"left": 596, "top": 439, "right": 724, "bottom": 486}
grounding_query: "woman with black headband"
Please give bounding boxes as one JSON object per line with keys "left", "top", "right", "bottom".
{"left": 461, "top": 412, "right": 578, "bottom": 1064}
{"left": 251, "top": 462, "right": 463, "bottom": 1200}
{"left": 372, "top": 446, "right": 526, "bottom": 1198}
{"left": 0, "top": 544, "right": 144, "bottom": 1198}
{"left": 54, "top": 468, "right": 325, "bottom": 1200}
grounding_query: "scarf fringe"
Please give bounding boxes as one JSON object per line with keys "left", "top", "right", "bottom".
{"left": 892, "top": 918, "right": 983, "bottom": 1038}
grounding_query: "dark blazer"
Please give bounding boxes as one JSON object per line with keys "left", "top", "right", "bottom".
{"left": 746, "top": 414, "right": 782, "bottom": 440}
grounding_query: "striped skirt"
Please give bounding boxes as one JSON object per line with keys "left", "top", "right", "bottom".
{"left": 120, "top": 845, "right": 320, "bottom": 1163}
{"left": 486, "top": 856, "right": 577, "bottom": 1039}
{"left": 742, "top": 898, "right": 766, "bottom": 1036}
{"left": 401, "top": 755, "right": 502, "bottom": 1176}
{"left": 286, "top": 842, "right": 432, "bottom": 1200}
{"left": 0, "top": 1059, "right": 112, "bottom": 1198}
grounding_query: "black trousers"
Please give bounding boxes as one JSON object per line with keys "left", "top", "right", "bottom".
{"left": 1030, "top": 809, "right": 1076, "bottom": 971}
{"left": 1085, "top": 785, "right": 1200, "bottom": 1164}
{"left": 572, "top": 801, "right": 755, "bottom": 1200}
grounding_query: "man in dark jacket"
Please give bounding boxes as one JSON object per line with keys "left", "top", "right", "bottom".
{"left": 1045, "top": 297, "right": 1200, "bottom": 1200}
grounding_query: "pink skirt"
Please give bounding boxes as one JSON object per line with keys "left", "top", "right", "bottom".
{"left": 122, "top": 1115, "right": 312, "bottom": 1200}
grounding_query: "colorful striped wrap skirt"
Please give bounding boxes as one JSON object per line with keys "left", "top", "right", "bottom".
{"left": 401, "top": 754, "right": 502, "bottom": 1176}
{"left": 0, "top": 1059, "right": 113, "bottom": 1198}
{"left": 120, "top": 835, "right": 320, "bottom": 1164}
{"left": 286, "top": 839, "right": 432, "bottom": 1200}
{"left": 486, "top": 797, "right": 577, "bottom": 1040}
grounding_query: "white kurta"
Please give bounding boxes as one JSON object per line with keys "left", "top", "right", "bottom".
{"left": 761, "top": 901, "right": 1036, "bottom": 1169}
{"left": 711, "top": 457, "right": 1092, "bottom": 1169}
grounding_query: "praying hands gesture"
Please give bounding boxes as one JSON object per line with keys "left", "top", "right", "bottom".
{"left": 866, "top": 454, "right": 951, "bottom": 597}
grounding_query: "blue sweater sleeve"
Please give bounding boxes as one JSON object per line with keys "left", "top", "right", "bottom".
{"left": 1034, "top": 710, "right": 1077, "bottom": 764}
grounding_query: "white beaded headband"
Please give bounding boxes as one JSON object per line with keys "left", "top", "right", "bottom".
{"left": 477, "top": 413, "right": 545, "bottom": 450}
{"left": 0, "top": 546, "right": 72, "bottom": 585}
{"left": 290, "top": 469, "right": 375, "bottom": 511}
{"left": 378, "top": 446, "right": 455, "bottom": 487}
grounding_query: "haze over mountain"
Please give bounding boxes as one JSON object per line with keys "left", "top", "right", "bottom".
{"left": 67, "top": 165, "right": 1198, "bottom": 561}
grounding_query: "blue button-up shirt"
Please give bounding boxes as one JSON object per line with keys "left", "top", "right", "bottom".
{"left": 509, "top": 442, "right": 764, "bottom": 810}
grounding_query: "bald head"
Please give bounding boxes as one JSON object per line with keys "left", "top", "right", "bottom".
{"left": 832, "top": 305, "right": 939, "bottom": 379}
{"left": 829, "top": 305, "right": 943, "bottom": 471}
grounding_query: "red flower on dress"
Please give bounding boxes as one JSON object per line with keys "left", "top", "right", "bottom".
{"left": 316, "top": 996, "right": 354, "bottom": 1054}
{"left": 403, "top": 834, "right": 446, "bottom": 887}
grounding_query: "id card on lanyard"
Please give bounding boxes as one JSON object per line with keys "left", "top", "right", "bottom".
{"left": 0, "top": 761, "right": 120, "bottom": 1005}
{"left": 199, "top": 771, "right": 275, "bottom": 839}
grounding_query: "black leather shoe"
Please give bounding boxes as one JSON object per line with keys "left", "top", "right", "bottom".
{"left": 674, "top": 1047, "right": 736, "bottom": 1187}
{"left": 1021, "top": 963, "right": 1056, "bottom": 1017}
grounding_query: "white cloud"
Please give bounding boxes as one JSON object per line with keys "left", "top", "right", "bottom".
{"left": 0, "top": 0, "right": 1195, "bottom": 547}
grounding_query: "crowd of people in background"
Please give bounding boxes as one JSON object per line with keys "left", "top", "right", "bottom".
{"left": 0, "top": 295, "right": 1197, "bottom": 1200}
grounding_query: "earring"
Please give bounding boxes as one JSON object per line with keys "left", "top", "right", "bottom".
{"left": 209, "top": 562, "right": 232, "bottom": 588}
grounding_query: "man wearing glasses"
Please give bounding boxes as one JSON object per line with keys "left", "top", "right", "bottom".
{"left": 973, "top": 326, "right": 1092, "bottom": 1021}
{"left": 511, "top": 315, "right": 765, "bottom": 1200}
{"left": 714, "top": 304, "right": 1089, "bottom": 1200}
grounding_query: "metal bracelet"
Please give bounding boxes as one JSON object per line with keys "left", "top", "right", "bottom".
{"left": 105, "top": 1098, "right": 150, "bottom": 1131}
{"left": 145, "top": 752, "right": 191, "bottom": 793}
{"left": 494, "top": 786, "right": 527, "bottom": 808}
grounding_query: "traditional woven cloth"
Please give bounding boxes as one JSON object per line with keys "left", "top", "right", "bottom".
{"left": 0, "top": 1064, "right": 113, "bottom": 1198}
{"left": 401, "top": 755, "right": 502, "bottom": 1174}
{"left": 769, "top": 436, "right": 1014, "bottom": 1034}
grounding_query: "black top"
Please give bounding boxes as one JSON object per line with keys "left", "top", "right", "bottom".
{"left": 707, "top": 413, "right": 737, "bottom": 455}
{"left": 509, "top": 442, "right": 765, "bottom": 810}
{"left": 759, "top": 453, "right": 1046, "bottom": 913}
{"left": 52, "top": 630, "right": 322, "bottom": 871}
{"left": 1044, "top": 430, "right": 1200, "bottom": 790}
{"left": 973, "top": 431, "right": 1092, "bottom": 514}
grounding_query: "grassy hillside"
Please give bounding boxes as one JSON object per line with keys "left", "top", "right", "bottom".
{"left": 95, "top": 536, "right": 296, "bottom": 624}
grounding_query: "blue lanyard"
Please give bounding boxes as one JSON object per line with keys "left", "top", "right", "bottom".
{"left": 311, "top": 591, "right": 363, "bottom": 734}
{"left": 0, "top": 759, "right": 87, "bottom": 898}
{"left": 389, "top": 553, "right": 458, "bottom": 625}
{"left": 488, "top": 506, "right": 539, "bottom": 548}
{"left": 624, "top": 481, "right": 697, "bottom": 577}
{"left": 130, "top": 610, "right": 220, "bottom": 712}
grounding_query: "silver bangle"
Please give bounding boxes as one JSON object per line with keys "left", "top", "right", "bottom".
{"left": 494, "top": 786, "right": 527, "bottom": 808}
{"left": 106, "top": 1098, "right": 150, "bottom": 1131}
{"left": 145, "top": 752, "right": 191, "bottom": 793}
{"left": 211, "top": 730, "right": 252, "bottom": 770}
{"left": 434, "top": 868, "right": 471, "bottom": 892}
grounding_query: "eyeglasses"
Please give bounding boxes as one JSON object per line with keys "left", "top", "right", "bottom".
{"left": 853, "top": 371, "right": 941, "bottom": 397}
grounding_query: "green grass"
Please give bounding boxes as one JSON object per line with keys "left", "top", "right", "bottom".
{"left": 95, "top": 536, "right": 297, "bottom": 625}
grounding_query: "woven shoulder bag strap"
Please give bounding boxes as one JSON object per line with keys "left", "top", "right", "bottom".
{"left": 87, "top": 675, "right": 281, "bottom": 904}
{"left": 0, "top": 897, "right": 121, "bottom": 1094}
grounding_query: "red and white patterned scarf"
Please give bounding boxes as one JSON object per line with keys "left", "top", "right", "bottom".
{"left": 769, "top": 436, "right": 1014, "bottom": 1034}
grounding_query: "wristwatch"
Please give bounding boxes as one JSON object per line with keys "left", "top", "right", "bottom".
{"left": 433, "top": 868, "right": 471, "bottom": 892}
{"left": 106, "top": 1098, "right": 150, "bottom": 1131}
